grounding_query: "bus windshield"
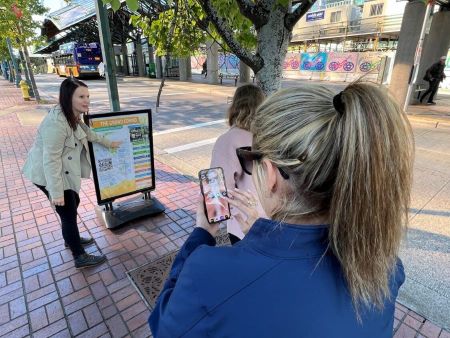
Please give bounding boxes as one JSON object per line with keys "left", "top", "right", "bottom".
{"left": 75, "top": 47, "right": 102, "bottom": 65}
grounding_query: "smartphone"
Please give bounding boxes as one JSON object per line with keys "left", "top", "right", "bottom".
{"left": 199, "top": 167, "right": 231, "bottom": 224}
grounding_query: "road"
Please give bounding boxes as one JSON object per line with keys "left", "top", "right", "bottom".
{"left": 34, "top": 73, "right": 344, "bottom": 179}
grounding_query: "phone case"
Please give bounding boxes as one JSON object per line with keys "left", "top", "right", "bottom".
{"left": 198, "top": 167, "right": 231, "bottom": 224}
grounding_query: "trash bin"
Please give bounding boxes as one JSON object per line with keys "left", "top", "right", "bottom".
{"left": 148, "top": 62, "right": 156, "bottom": 78}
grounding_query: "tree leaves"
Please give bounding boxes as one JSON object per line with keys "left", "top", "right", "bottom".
{"left": 111, "top": 0, "right": 121, "bottom": 11}
{"left": 0, "top": 0, "right": 48, "bottom": 58}
{"left": 126, "top": 0, "right": 139, "bottom": 11}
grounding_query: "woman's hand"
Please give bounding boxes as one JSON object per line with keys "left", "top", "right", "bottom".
{"left": 196, "top": 196, "right": 220, "bottom": 237}
{"left": 52, "top": 197, "right": 65, "bottom": 207}
{"left": 110, "top": 141, "right": 122, "bottom": 149}
{"left": 226, "top": 189, "right": 259, "bottom": 235}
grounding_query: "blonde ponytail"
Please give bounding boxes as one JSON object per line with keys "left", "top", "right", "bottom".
{"left": 252, "top": 82, "right": 414, "bottom": 315}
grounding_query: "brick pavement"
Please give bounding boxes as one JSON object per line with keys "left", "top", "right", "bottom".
{"left": 1, "top": 78, "right": 449, "bottom": 337}
{"left": 0, "top": 80, "right": 37, "bottom": 111}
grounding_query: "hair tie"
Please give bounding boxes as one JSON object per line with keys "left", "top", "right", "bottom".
{"left": 333, "top": 92, "right": 345, "bottom": 115}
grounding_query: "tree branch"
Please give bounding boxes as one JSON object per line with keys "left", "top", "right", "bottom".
{"left": 197, "top": 0, "right": 263, "bottom": 72}
{"left": 235, "top": 0, "right": 269, "bottom": 29}
{"left": 284, "top": 0, "right": 315, "bottom": 31}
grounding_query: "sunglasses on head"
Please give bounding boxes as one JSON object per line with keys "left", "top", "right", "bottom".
{"left": 236, "top": 146, "right": 290, "bottom": 179}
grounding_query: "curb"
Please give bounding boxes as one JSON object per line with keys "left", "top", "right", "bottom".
{"left": 407, "top": 114, "right": 450, "bottom": 127}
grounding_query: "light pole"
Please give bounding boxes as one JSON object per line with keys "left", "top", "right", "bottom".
{"left": 94, "top": 0, "right": 120, "bottom": 111}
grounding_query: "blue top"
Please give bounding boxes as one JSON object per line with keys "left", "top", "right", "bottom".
{"left": 149, "top": 218, "right": 405, "bottom": 338}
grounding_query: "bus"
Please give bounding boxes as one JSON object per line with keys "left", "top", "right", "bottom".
{"left": 52, "top": 42, "right": 102, "bottom": 78}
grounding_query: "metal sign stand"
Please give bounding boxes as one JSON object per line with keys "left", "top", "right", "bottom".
{"left": 98, "top": 191, "right": 165, "bottom": 229}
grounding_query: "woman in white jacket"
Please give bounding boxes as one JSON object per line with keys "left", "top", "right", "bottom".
{"left": 23, "top": 78, "right": 120, "bottom": 268}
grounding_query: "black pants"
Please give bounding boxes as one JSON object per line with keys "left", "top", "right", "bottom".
{"left": 36, "top": 185, "right": 85, "bottom": 257}
{"left": 420, "top": 79, "right": 440, "bottom": 103}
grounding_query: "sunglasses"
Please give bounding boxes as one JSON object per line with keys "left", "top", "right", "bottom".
{"left": 236, "top": 146, "right": 290, "bottom": 179}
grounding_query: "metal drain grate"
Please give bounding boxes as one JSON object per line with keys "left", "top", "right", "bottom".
{"left": 127, "top": 228, "right": 231, "bottom": 309}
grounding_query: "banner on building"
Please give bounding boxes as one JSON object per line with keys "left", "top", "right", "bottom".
{"left": 219, "top": 53, "right": 240, "bottom": 73}
{"left": 357, "top": 52, "right": 383, "bottom": 73}
{"left": 326, "top": 52, "right": 357, "bottom": 73}
{"left": 191, "top": 55, "right": 207, "bottom": 71}
{"left": 84, "top": 110, "right": 155, "bottom": 204}
{"left": 283, "top": 52, "right": 301, "bottom": 70}
{"left": 300, "top": 52, "right": 328, "bottom": 71}
{"left": 306, "top": 10, "right": 325, "bottom": 22}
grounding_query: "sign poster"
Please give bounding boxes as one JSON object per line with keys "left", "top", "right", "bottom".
{"left": 326, "top": 52, "right": 357, "bottom": 73}
{"left": 357, "top": 52, "right": 383, "bottom": 73}
{"left": 306, "top": 10, "right": 325, "bottom": 22}
{"left": 86, "top": 111, "right": 155, "bottom": 203}
{"left": 300, "top": 52, "right": 328, "bottom": 71}
{"left": 283, "top": 52, "right": 301, "bottom": 70}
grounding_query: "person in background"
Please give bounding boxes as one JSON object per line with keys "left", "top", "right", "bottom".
{"left": 23, "top": 78, "right": 121, "bottom": 269}
{"left": 148, "top": 82, "right": 414, "bottom": 338}
{"left": 98, "top": 61, "right": 105, "bottom": 78}
{"left": 201, "top": 59, "right": 207, "bottom": 78}
{"left": 420, "top": 56, "right": 447, "bottom": 105}
{"left": 210, "top": 84, "right": 265, "bottom": 244}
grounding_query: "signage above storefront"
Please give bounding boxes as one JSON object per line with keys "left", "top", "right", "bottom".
{"left": 306, "top": 10, "right": 325, "bottom": 22}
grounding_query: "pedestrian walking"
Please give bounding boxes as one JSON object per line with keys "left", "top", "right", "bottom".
{"left": 420, "top": 56, "right": 447, "bottom": 105}
{"left": 201, "top": 59, "right": 207, "bottom": 78}
{"left": 149, "top": 82, "right": 414, "bottom": 338}
{"left": 22, "top": 78, "right": 121, "bottom": 269}
{"left": 210, "top": 84, "right": 265, "bottom": 244}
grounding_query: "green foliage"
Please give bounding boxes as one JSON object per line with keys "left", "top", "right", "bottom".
{"left": 0, "top": 0, "right": 48, "bottom": 59}
{"left": 102, "top": 0, "right": 257, "bottom": 57}
{"left": 126, "top": 0, "right": 139, "bottom": 11}
{"left": 131, "top": 0, "right": 208, "bottom": 57}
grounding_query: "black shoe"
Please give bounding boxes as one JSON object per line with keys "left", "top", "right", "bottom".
{"left": 427, "top": 101, "right": 437, "bottom": 105}
{"left": 65, "top": 236, "right": 95, "bottom": 248}
{"left": 74, "top": 253, "right": 107, "bottom": 269}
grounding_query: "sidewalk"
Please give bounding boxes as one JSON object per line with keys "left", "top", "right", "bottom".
{"left": 0, "top": 77, "right": 449, "bottom": 337}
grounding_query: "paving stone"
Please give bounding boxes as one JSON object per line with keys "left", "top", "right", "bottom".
{"left": 1, "top": 83, "right": 449, "bottom": 338}
{"left": 67, "top": 310, "right": 88, "bottom": 336}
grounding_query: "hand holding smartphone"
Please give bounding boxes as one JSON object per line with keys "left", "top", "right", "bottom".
{"left": 199, "top": 167, "right": 231, "bottom": 224}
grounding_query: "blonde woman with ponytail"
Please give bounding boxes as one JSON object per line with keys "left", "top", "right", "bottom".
{"left": 149, "top": 83, "right": 414, "bottom": 338}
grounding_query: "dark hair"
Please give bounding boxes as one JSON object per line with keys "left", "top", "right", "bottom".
{"left": 59, "top": 78, "right": 88, "bottom": 130}
{"left": 227, "top": 84, "right": 265, "bottom": 130}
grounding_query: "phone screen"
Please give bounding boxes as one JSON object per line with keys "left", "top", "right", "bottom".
{"left": 199, "top": 167, "right": 231, "bottom": 224}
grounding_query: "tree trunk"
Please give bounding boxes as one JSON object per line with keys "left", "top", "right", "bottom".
{"left": 135, "top": 35, "right": 145, "bottom": 77}
{"left": 255, "top": 8, "right": 290, "bottom": 94}
{"left": 121, "top": 43, "right": 129, "bottom": 76}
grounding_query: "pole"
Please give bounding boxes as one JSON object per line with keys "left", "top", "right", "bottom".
{"left": 21, "top": 44, "right": 40, "bottom": 101}
{"left": 16, "top": 23, "right": 40, "bottom": 101}
{"left": 403, "top": 1, "right": 433, "bottom": 112}
{"left": 95, "top": 0, "right": 120, "bottom": 111}
{"left": 5, "top": 37, "right": 21, "bottom": 87}
{"left": 17, "top": 47, "right": 35, "bottom": 98}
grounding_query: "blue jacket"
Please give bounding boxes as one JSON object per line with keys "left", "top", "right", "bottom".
{"left": 149, "top": 218, "right": 405, "bottom": 338}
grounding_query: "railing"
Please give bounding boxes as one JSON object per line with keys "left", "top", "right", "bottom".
{"left": 292, "top": 14, "right": 404, "bottom": 42}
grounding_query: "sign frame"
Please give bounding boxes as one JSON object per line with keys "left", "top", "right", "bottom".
{"left": 84, "top": 109, "right": 156, "bottom": 205}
